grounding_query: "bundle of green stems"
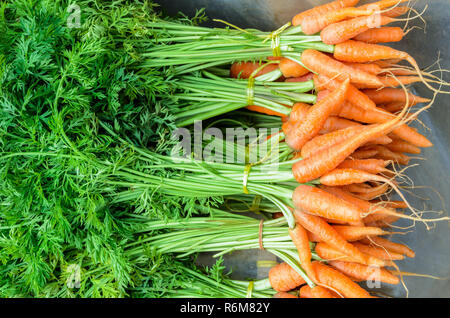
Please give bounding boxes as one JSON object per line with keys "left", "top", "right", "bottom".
{"left": 170, "top": 70, "right": 315, "bottom": 126}
{"left": 125, "top": 207, "right": 318, "bottom": 287}
{"left": 139, "top": 19, "right": 333, "bottom": 74}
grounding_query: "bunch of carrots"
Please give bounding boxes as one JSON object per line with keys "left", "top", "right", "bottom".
{"left": 225, "top": 0, "right": 448, "bottom": 298}
{"left": 92, "top": 0, "right": 448, "bottom": 298}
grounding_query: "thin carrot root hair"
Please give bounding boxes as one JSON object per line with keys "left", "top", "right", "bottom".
{"left": 406, "top": 4, "right": 427, "bottom": 33}
{"left": 402, "top": 25, "right": 422, "bottom": 35}
{"left": 381, "top": 66, "right": 450, "bottom": 85}
{"left": 400, "top": 0, "right": 412, "bottom": 31}
{"left": 399, "top": 186, "right": 431, "bottom": 202}
{"left": 397, "top": 190, "right": 447, "bottom": 221}
{"left": 368, "top": 3, "right": 412, "bottom": 16}
{"left": 393, "top": 79, "right": 439, "bottom": 129}
{"left": 397, "top": 52, "right": 450, "bottom": 95}
{"left": 350, "top": 183, "right": 394, "bottom": 200}
{"left": 321, "top": 166, "right": 425, "bottom": 222}
{"left": 402, "top": 155, "right": 426, "bottom": 161}
{"left": 385, "top": 162, "right": 418, "bottom": 187}
{"left": 388, "top": 271, "right": 449, "bottom": 280}
{"left": 390, "top": 256, "right": 408, "bottom": 297}
{"left": 379, "top": 182, "right": 450, "bottom": 228}
{"left": 381, "top": 220, "right": 416, "bottom": 230}
{"left": 378, "top": 229, "right": 410, "bottom": 236}
{"left": 356, "top": 239, "right": 403, "bottom": 263}
{"left": 364, "top": 236, "right": 408, "bottom": 297}
{"left": 382, "top": 67, "right": 450, "bottom": 88}
{"left": 359, "top": 185, "right": 450, "bottom": 228}
{"left": 407, "top": 184, "right": 447, "bottom": 212}
{"left": 385, "top": 3, "right": 427, "bottom": 23}
{"left": 409, "top": 117, "right": 432, "bottom": 132}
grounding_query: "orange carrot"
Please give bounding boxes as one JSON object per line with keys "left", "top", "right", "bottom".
{"left": 319, "top": 168, "right": 411, "bottom": 205}
{"left": 301, "top": 7, "right": 375, "bottom": 35}
{"left": 350, "top": 76, "right": 424, "bottom": 89}
{"left": 292, "top": 93, "right": 411, "bottom": 183}
{"left": 362, "top": 88, "right": 431, "bottom": 105}
{"left": 311, "top": 286, "right": 339, "bottom": 298}
{"left": 230, "top": 61, "right": 279, "bottom": 79}
{"left": 292, "top": 122, "right": 402, "bottom": 182}
{"left": 324, "top": 218, "right": 350, "bottom": 225}
{"left": 334, "top": 101, "right": 432, "bottom": 148}
{"left": 333, "top": 40, "right": 438, "bottom": 92}
{"left": 306, "top": 229, "right": 322, "bottom": 243}
{"left": 334, "top": 40, "right": 413, "bottom": 63}
{"left": 269, "top": 262, "right": 306, "bottom": 292}
{"left": 293, "top": 185, "right": 363, "bottom": 224}
{"left": 321, "top": 15, "right": 394, "bottom": 45}
{"left": 320, "top": 168, "right": 419, "bottom": 212}
{"left": 246, "top": 105, "right": 289, "bottom": 118}
{"left": 344, "top": 182, "right": 378, "bottom": 191}
{"left": 316, "top": 89, "right": 331, "bottom": 102}
{"left": 373, "top": 58, "right": 402, "bottom": 67}
{"left": 282, "top": 102, "right": 310, "bottom": 136}
{"left": 360, "top": 236, "right": 415, "bottom": 257}
{"left": 320, "top": 116, "right": 361, "bottom": 133}
{"left": 279, "top": 57, "right": 309, "bottom": 78}
{"left": 350, "top": 148, "right": 379, "bottom": 159}
{"left": 302, "top": 50, "right": 383, "bottom": 88}
{"left": 382, "top": 6, "right": 409, "bottom": 18}
{"left": 353, "top": 26, "right": 404, "bottom": 43}
{"left": 319, "top": 168, "right": 391, "bottom": 186}
{"left": 381, "top": 102, "right": 410, "bottom": 113}
{"left": 343, "top": 62, "right": 383, "bottom": 75}
{"left": 289, "top": 223, "right": 317, "bottom": 283}
{"left": 294, "top": 209, "right": 368, "bottom": 264}
{"left": 315, "top": 241, "right": 388, "bottom": 267}
{"left": 285, "top": 78, "right": 350, "bottom": 150}
{"left": 299, "top": 285, "right": 340, "bottom": 298}
{"left": 332, "top": 225, "right": 390, "bottom": 241}
{"left": 292, "top": 0, "right": 360, "bottom": 26}
{"left": 363, "top": 210, "right": 400, "bottom": 224}
{"left": 358, "top": 0, "right": 409, "bottom": 11}
{"left": 378, "top": 75, "right": 423, "bottom": 88}
{"left": 345, "top": 183, "right": 391, "bottom": 200}
{"left": 274, "top": 291, "right": 298, "bottom": 298}
{"left": 299, "top": 285, "right": 312, "bottom": 298}
{"left": 385, "top": 139, "right": 421, "bottom": 154}
{"left": 301, "top": 126, "right": 391, "bottom": 159}
{"left": 285, "top": 73, "right": 314, "bottom": 82}
{"left": 353, "top": 242, "right": 405, "bottom": 261}
{"left": 329, "top": 260, "right": 400, "bottom": 284}
{"left": 337, "top": 158, "right": 389, "bottom": 174}
{"left": 312, "top": 261, "right": 373, "bottom": 298}
{"left": 366, "top": 216, "right": 401, "bottom": 228}
{"left": 313, "top": 74, "right": 378, "bottom": 110}
{"left": 286, "top": 102, "right": 310, "bottom": 123}
{"left": 369, "top": 145, "right": 411, "bottom": 164}
{"left": 379, "top": 68, "right": 418, "bottom": 76}
{"left": 320, "top": 185, "right": 405, "bottom": 224}
{"left": 301, "top": 126, "right": 366, "bottom": 159}
{"left": 370, "top": 200, "right": 408, "bottom": 209}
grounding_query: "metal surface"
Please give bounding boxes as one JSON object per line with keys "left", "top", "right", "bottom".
{"left": 155, "top": 0, "right": 450, "bottom": 297}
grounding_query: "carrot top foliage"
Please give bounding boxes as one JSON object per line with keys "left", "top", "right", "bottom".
{"left": 0, "top": 0, "right": 227, "bottom": 297}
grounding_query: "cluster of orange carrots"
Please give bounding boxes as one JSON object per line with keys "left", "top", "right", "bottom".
{"left": 230, "top": 0, "right": 446, "bottom": 298}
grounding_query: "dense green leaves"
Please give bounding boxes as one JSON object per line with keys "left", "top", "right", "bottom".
{"left": 0, "top": 0, "right": 216, "bottom": 297}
